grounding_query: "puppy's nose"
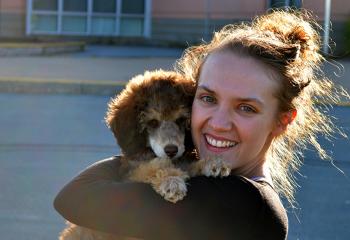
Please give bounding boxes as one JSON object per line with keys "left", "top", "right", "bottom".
{"left": 164, "top": 145, "right": 178, "bottom": 158}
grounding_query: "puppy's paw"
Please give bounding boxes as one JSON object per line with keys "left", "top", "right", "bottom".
{"left": 158, "top": 176, "right": 187, "bottom": 203}
{"left": 203, "top": 158, "right": 231, "bottom": 177}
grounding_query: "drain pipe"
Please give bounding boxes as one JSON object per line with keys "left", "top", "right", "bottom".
{"left": 323, "top": 0, "right": 331, "bottom": 55}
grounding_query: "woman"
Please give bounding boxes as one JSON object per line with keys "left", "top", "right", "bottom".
{"left": 54, "top": 10, "right": 347, "bottom": 240}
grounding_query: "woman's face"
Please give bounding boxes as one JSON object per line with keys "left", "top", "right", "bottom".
{"left": 191, "top": 51, "right": 284, "bottom": 177}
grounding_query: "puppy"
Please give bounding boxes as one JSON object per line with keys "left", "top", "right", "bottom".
{"left": 106, "top": 69, "right": 198, "bottom": 201}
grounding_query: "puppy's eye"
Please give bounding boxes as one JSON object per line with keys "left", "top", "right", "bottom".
{"left": 176, "top": 117, "right": 189, "bottom": 128}
{"left": 147, "top": 119, "right": 160, "bottom": 128}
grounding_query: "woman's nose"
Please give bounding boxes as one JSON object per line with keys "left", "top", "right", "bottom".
{"left": 208, "top": 108, "right": 232, "bottom": 131}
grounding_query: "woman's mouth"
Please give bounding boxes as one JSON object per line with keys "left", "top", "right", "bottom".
{"left": 204, "top": 134, "right": 238, "bottom": 148}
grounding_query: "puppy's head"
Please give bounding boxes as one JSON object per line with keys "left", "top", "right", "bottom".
{"left": 106, "top": 70, "right": 195, "bottom": 157}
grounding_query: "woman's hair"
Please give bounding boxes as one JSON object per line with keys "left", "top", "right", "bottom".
{"left": 175, "top": 9, "right": 349, "bottom": 206}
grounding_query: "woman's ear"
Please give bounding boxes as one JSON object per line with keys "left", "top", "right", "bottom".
{"left": 273, "top": 110, "right": 297, "bottom": 136}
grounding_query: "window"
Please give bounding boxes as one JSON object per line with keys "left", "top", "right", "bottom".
{"left": 290, "top": 0, "right": 302, "bottom": 8}
{"left": 63, "top": 0, "right": 87, "bottom": 12}
{"left": 91, "top": 17, "right": 115, "bottom": 35}
{"left": 27, "top": 0, "right": 151, "bottom": 37}
{"left": 120, "top": 18, "right": 144, "bottom": 36}
{"left": 62, "top": 16, "right": 87, "bottom": 33}
{"left": 31, "top": 0, "right": 58, "bottom": 32}
{"left": 122, "top": 0, "right": 144, "bottom": 14}
{"left": 31, "top": 15, "right": 57, "bottom": 32}
{"left": 33, "top": 0, "right": 58, "bottom": 11}
{"left": 270, "top": 0, "right": 286, "bottom": 8}
{"left": 93, "top": 0, "right": 116, "bottom": 13}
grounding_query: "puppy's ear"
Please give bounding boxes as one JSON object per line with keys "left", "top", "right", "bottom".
{"left": 178, "top": 79, "right": 196, "bottom": 154}
{"left": 179, "top": 76, "right": 197, "bottom": 98}
{"left": 105, "top": 86, "right": 148, "bottom": 156}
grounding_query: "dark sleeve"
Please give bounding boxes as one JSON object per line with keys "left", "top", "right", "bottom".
{"left": 54, "top": 157, "right": 287, "bottom": 240}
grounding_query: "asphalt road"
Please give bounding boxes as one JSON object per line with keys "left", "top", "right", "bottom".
{"left": 0, "top": 93, "right": 349, "bottom": 240}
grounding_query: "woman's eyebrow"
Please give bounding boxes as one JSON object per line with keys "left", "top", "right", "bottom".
{"left": 198, "top": 84, "right": 264, "bottom": 107}
{"left": 197, "top": 85, "right": 215, "bottom": 94}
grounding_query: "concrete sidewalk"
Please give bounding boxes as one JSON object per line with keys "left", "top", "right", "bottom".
{"left": 0, "top": 44, "right": 349, "bottom": 100}
{"left": 0, "top": 45, "right": 183, "bottom": 95}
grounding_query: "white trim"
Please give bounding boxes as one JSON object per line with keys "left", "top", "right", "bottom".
{"left": 144, "top": 0, "right": 151, "bottom": 37}
{"left": 87, "top": 0, "right": 93, "bottom": 35}
{"left": 120, "top": 13, "right": 145, "bottom": 18}
{"left": 57, "top": 0, "right": 63, "bottom": 34}
{"left": 115, "top": 0, "right": 121, "bottom": 35}
{"left": 31, "top": 11, "right": 58, "bottom": 15}
{"left": 62, "top": 12, "right": 88, "bottom": 17}
{"left": 26, "top": 0, "right": 33, "bottom": 35}
{"left": 323, "top": 0, "right": 332, "bottom": 54}
{"left": 92, "top": 13, "right": 116, "bottom": 17}
{"left": 59, "top": 31, "right": 88, "bottom": 36}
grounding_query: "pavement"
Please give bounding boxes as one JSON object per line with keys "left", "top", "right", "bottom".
{"left": 0, "top": 45, "right": 350, "bottom": 240}
{"left": 0, "top": 45, "right": 184, "bottom": 95}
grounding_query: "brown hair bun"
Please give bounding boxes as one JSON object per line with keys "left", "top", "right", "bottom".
{"left": 254, "top": 10, "right": 321, "bottom": 64}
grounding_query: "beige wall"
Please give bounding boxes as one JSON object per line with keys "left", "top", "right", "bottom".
{"left": 208, "top": 1, "right": 267, "bottom": 19}
{"left": 152, "top": 0, "right": 350, "bottom": 21}
{"left": 0, "top": 0, "right": 25, "bottom": 12}
{"left": 0, "top": 0, "right": 26, "bottom": 37}
{"left": 303, "top": 0, "right": 350, "bottom": 21}
{"left": 152, "top": 0, "right": 266, "bottom": 19}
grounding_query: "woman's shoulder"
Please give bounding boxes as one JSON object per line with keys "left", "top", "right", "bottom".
{"left": 191, "top": 174, "right": 287, "bottom": 217}
{"left": 187, "top": 174, "right": 275, "bottom": 198}
{"left": 186, "top": 175, "right": 288, "bottom": 239}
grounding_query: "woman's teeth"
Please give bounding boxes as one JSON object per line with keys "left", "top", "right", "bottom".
{"left": 205, "top": 135, "right": 237, "bottom": 148}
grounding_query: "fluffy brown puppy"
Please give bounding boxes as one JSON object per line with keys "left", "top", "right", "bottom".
{"left": 59, "top": 70, "right": 201, "bottom": 240}
{"left": 105, "top": 69, "right": 198, "bottom": 201}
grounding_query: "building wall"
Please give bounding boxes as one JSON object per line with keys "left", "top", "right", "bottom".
{"left": 0, "top": 0, "right": 26, "bottom": 37}
{"left": 152, "top": 0, "right": 267, "bottom": 19}
{"left": 151, "top": 0, "right": 267, "bottom": 44}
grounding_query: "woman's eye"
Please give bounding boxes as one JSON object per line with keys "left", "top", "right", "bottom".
{"left": 239, "top": 105, "right": 256, "bottom": 113}
{"left": 200, "top": 95, "right": 216, "bottom": 103}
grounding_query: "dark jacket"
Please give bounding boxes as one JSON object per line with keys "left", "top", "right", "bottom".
{"left": 54, "top": 156, "right": 288, "bottom": 240}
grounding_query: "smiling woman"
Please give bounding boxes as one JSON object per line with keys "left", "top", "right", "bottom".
{"left": 54, "top": 9, "right": 349, "bottom": 240}
{"left": 191, "top": 52, "right": 281, "bottom": 181}
{"left": 176, "top": 9, "right": 349, "bottom": 205}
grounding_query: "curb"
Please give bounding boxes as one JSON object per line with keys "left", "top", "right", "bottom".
{"left": 0, "top": 42, "right": 85, "bottom": 56}
{"left": 0, "top": 77, "right": 125, "bottom": 95}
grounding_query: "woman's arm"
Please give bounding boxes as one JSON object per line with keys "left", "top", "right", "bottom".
{"left": 54, "top": 156, "right": 287, "bottom": 240}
